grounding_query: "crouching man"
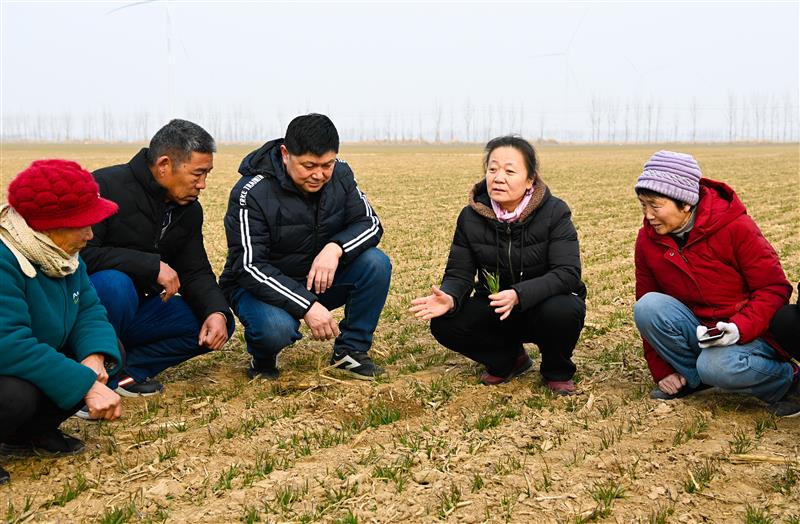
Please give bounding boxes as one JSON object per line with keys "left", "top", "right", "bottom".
{"left": 220, "top": 114, "right": 391, "bottom": 380}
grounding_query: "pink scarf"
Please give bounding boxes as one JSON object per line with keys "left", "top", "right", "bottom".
{"left": 491, "top": 189, "right": 533, "bottom": 223}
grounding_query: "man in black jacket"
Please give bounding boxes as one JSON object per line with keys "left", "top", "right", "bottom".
{"left": 220, "top": 114, "right": 391, "bottom": 380}
{"left": 83, "top": 119, "right": 234, "bottom": 397}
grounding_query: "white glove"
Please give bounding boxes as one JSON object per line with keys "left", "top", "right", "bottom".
{"left": 697, "top": 321, "right": 740, "bottom": 348}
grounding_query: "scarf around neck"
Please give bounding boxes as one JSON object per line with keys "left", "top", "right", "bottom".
{"left": 490, "top": 188, "right": 534, "bottom": 223}
{"left": 0, "top": 204, "right": 79, "bottom": 278}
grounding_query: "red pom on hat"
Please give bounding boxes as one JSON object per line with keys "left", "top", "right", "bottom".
{"left": 7, "top": 159, "right": 119, "bottom": 231}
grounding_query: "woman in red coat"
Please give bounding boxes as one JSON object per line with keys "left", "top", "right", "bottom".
{"left": 632, "top": 150, "right": 798, "bottom": 417}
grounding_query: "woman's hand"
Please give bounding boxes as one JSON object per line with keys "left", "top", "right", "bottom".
{"left": 84, "top": 381, "right": 122, "bottom": 421}
{"left": 489, "top": 289, "right": 519, "bottom": 321}
{"left": 410, "top": 286, "right": 455, "bottom": 321}
{"left": 657, "top": 372, "right": 687, "bottom": 396}
{"left": 81, "top": 353, "right": 108, "bottom": 384}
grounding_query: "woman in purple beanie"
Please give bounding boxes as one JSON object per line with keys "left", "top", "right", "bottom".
{"left": 0, "top": 160, "right": 123, "bottom": 485}
{"left": 632, "top": 150, "right": 798, "bottom": 416}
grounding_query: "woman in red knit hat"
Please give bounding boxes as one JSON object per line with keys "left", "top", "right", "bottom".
{"left": 0, "top": 159, "right": 123, "bottom": 485}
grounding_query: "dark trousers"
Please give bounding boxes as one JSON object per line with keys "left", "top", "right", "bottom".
{"left": 89, "top": 270, "right": 234, "bottom": 383}
{"left": 430, "top": 293, "right": 585, "bottom": 381}
{"left": 772, "top": 303, "right": 800, "bottom": 361}
{"left": 0, "top": 377, "right": 80, "bottom": 442}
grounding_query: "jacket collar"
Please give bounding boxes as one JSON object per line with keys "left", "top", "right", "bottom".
{"left": 468, "top": 176, "right": 549, "bottom": 223}
{"left": 129, "top": 148, "right": 169, "bottom": 201}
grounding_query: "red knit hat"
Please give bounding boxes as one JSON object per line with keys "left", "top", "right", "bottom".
{"left": 7, "top": 159, "right": 119, "bottom": 231}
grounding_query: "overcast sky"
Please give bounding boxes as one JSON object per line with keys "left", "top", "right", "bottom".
{"left": 1, "top": 1, "right": 797, "bottom": 141}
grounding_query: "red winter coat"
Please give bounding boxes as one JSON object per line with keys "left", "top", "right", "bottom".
{"left": 635, "top": 178, "right": 792, "bottom": 382}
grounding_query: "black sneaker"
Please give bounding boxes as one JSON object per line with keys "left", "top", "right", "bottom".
{"left": 247, "top": 355, "right": 279, "bottom": 380}
{"left": 767, "top": 377, "right": 800, "bottom": 418}
{"left": 767, "top": 400, "right": 800, "bottom": 418}
{"left": 72, "top": 404, "right": 96, "bottom": 421}
{"left": 330, "top": 349, "right": 385, "bottom": 380}
{"left": 115, "top": 376, "right": 164, "bottom": 397}
{"left": 649, "top": 383, "right": 712, "bottom": 400}
{"left": 0, "top": 429, "right": 85, "bottom": 457}
{"left": 0, "top": 465, "right": 9, "bottom": 485}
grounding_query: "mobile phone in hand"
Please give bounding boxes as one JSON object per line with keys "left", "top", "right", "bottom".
{"left": 698, "top": 327, "right": 724, "bottom": 342}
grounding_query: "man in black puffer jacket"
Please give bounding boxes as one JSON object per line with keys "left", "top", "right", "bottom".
{"left": 83, "top": 119, "right": 234, "bottom": 399}
{"left": 220, "top": 114, "right": 391, "bottom": 380}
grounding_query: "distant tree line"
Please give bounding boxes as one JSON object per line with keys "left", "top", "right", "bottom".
{"left": 2, "top": 91, "right": 797, "bottom": 144}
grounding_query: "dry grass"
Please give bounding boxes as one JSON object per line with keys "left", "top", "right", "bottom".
{"left": 0, "top": 143, "right": 798, "bottom": 523}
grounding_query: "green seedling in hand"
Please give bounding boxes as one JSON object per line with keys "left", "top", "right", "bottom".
{"left": 482, "top": 269, "right": 501, "bottom": 295}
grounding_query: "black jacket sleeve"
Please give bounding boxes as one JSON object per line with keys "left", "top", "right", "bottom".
{"left": 171, "top": 207, "right": 233, "bottom": 324}
{"left": 328, "top": 164, "right": 383, "bottom": 265}
{"left": 224, "top": 185, "right": 318, "bottom": 319}
{"left": 439, "top": 208, "right": 478, "bottom": 312}
{"left": 511, "top": 201, "right": 583, "bottom": 311}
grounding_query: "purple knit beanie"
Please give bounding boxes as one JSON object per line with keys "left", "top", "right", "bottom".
{"left": 635, "top": 150, "right": 702, "bottom": 205}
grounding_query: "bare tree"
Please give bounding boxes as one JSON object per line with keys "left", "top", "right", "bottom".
{"left": 645, "top": 99, "right": 654, "bottom": 143}
{"left": 485, "top": 104, "right": 493, "bottom": 140}
{"left": 588, "top": 95, "right": 601, "bottom": 143}
{"left": 538, "top": 110, "right": 546, "bottom": 142}
{"left": 726, "top": 91, "right": 737, "bottom": 142}
{"left": 623, "top": 102, "right": 630, "bottom": 143}
{"left": 689, "top": 97, "right": 699, "bottom": 143}
{"left": 463, "top": 98, "right": 473, "bottom": 142}
{"left": 433, "top": 99, "right": 443, "bottom": 143}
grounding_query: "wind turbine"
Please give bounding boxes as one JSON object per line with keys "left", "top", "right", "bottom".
{"left": 107, "top": 0, "right": 186, "bottom": 118}
{"left": 528, "top": 6, "right": 588, "bottom": 141}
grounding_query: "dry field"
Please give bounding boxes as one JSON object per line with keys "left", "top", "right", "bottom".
{"left": 0, "top": 143, "right": 798, "bottom": 523}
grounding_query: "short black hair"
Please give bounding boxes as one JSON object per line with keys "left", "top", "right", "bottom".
{"left": 146, "top": 119, "right": 216, "bottom": 165}
{"left": 284, "top": 114, "right": 339, "bottom": 156}
{"left": 635, "top": 187, "right": 691, "bottom": 209}
{"left": 483, "top": 135, "right": 538, "bottom": 180}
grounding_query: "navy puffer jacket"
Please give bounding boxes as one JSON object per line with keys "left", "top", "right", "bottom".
{"left": 220, "top": 140, "right": 383, "bottom": 318}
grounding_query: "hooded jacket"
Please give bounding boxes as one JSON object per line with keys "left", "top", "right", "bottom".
{"left": 635, "top": 178, "right": 792, "bottom": 382}
{"left": 439, "top": 178, "right": 586, "bottom": 313}
{"left": 219, "top": 139, "right": 383, "bottom": 318}
{"left": 83, "top": 149, "right": 232, "bottom": 325}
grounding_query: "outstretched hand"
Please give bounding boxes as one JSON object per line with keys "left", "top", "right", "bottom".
{"left": 489, "top": 289, "right": 519, "bottom": 321}
{"left": 409, "top": 285, "right": 454, "bottom": 321}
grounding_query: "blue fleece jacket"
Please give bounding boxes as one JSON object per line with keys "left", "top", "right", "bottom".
{"left": 0, "top": 242, "right": 121, "bottom": 410}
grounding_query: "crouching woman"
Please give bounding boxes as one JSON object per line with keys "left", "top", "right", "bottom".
{"left": 410, "top": 136, "right": 586, "bottom": 394}
{"left": 632, "top": 150, "right": 797, "bottom": 416}
{"left": 0, "top": 160, "right": 123, "bottom": 484}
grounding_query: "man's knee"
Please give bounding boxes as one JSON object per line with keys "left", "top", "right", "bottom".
{"left": 90, "top": 270, "right": 138, "bottom": 307}
{"left": 355, "top": 248, "right": 392, "bottom": 284}
{"left": 242, "top": 309, "right": 299, "bottom": 354}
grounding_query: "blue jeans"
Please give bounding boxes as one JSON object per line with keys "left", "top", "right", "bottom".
{"left": 633, "top": 292, "right": 793, "bottom": 403}
{"left": 231, "top": 247, "right": 391, "bottom": 362}
{"left": 89, "top": 270, "right": 234, "bottom": 383}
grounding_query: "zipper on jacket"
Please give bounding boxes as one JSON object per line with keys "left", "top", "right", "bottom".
{"left": 505, "top": 224, "right": 514, "bottom": 284}
{"left": 312, "top": 198, "right": 321, "bottom": 255}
